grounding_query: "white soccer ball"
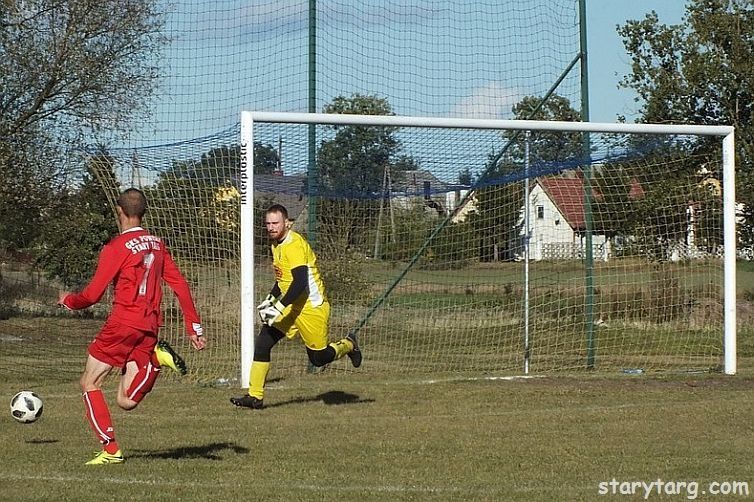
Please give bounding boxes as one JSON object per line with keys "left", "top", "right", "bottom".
{"left": 10, "top": 391, "right": 44, "bottom": 423}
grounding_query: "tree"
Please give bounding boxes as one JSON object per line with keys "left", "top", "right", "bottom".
{"left": 0, "top": 0, "right": 169, "bottom": 255}
{"left": 472, "top": 94, "right": 583, "bottom": 261}
{"left": 471, "top": 153, "right": 525, "bottom": 261}
{"left": 168, "top": 143, "right": 279, "bottom": 182}
{"left": 590, "top": 162, "right": 639, "bottom": 240}
{"left": 619, "top": 0, "right": 754, "bottom": 245}
{"left": 0, "top": 145, "right": 57, "bottom": 251}
{"left": 319, "top": 94, "right": 399, "bottom": 196}
{"left": 316, "top": 94, "right": 419, "bottom": 251}
{"left": 253, "top": 142, "right": 281, "bottom": 175}
{"left": 508, "top": 95, "right": 584, "bottom": 165}
{"left": 1, "top": 0, "right": 167, "bottom": 142}
{"left": 142, "top": 142, "right": 277, "bottom": 262}
{"left": 392, "top": 154, "right": 420, "bottom": 172}
{"left": 592, "top": 149, "right": 725, "bottom": 260}
{"left": 35, "top": 151, "right": 119, "bottom": 288}
{"left": 458, "top": 167, "right": 473, "bottom": 186}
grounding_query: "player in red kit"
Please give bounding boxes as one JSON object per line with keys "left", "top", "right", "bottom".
{"left": 58, "top": 188, "right": 206, "bottom": 465}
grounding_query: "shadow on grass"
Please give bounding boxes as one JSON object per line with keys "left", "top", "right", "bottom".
{"left": 265, "top": 390, "right": 375, "bottom": 409}
{"left": 129, "top": 442, "right": 249, "bottom": 460}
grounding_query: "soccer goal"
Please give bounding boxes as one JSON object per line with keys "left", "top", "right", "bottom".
{"left": 240, "top": 111, "right": 736, "bottom": 385}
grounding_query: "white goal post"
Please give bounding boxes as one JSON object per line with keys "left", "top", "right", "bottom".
{"left": 240, "top": 111, "right": 736, "bottom": 385}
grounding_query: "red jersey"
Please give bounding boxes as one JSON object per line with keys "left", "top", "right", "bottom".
{"left": 62, "top": 227, "right": 202, "bottom": 337}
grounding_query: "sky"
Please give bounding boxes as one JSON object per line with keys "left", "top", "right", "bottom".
{"left": 586, "top": 1, "right": 687, "bottom": 123}
{"left": 121, "top": 0, "right": 692, "bottom": 172}
{"left": 133, "top": 1, "right": 693, "bottom": 144}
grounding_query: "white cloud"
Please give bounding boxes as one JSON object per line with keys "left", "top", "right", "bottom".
{"left": 450, "top": 83, "right": 523, "bottom": 119}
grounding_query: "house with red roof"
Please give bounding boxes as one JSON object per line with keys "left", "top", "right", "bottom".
{"left": 523, "top": 175, "right": 644, "bottom": 261}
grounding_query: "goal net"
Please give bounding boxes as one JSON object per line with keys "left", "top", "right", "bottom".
{"left": 2, "top": 2, "right": 739, "bottom": 386}
{"left": 239, "top": 112, "right": 736, "bottom": 383}
{"left": 0, "top": 113, "right": 735, "bottom": 387}
{"left": 0, "top": 0, "right": 585, "bottom": 385}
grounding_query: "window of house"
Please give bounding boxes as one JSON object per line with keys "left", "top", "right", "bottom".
{"left": 536, "top": 205, "right": 544, "bottom": 219}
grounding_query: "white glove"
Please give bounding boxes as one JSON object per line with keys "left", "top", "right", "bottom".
{"left": 259, "top": 301, "right": 285, "bottom": 326}
{"left": 191, "top": 322, "right": 204, "bottom": 338}
{"left": 257, "top": 294, "right": 276, "bottom": 313}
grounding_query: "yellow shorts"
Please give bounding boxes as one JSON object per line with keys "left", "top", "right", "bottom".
{"left": 273, "top": 301, "right": 330, "bottom": 350}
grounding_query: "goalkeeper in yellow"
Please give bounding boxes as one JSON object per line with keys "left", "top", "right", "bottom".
{"left": 231, "top": 204, "right": 361, "bottom": 409}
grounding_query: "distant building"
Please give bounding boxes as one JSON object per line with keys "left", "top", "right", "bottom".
{"left": 253, "top": 173, "right": 307, "bottom": 222}
{"left": 522, "top": 176, "right": 613, "bottom": 261}
{"left": 389, "top": 169, "right": 469, "bottom": 217}
{"left": 519, "top": 175, "right": 724, "bottom": 262}
{"left": 451, "top": 174, "right": 645, "bottom": 261}
{"left": 252, "top": 170, "right": 471, "bottom": 233}
{"left": 252, "top": 170, "right": 726, "bottom": 262}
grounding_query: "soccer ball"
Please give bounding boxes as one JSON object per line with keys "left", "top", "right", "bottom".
{"left": 10, "top": 391, "right": 44, "bottom": 423}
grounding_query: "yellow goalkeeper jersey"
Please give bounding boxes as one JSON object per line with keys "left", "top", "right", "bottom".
{"left": 271, "top": 230, "right": 326, "bottom": 307}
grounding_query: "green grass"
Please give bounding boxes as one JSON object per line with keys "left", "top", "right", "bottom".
{"left": 3, "top": 257, "right": 750, "bottom": 381}
{"left": 1, "top": 259, "right": 752, "bottom": 500}
{"left": 1, "top": 373, "right": 752, "bottom": 501}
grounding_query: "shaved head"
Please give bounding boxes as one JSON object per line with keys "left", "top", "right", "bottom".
{"left": 117, "top": 188, "right": 147, "bottom": 218}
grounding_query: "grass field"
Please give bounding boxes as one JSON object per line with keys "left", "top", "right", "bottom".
{"left": 4, "top": 257, "right": 752, "bottom": 381}
{"left": 1, "top": 259, "right": 752, "bottom": 500}
{"left": 1, "top": 370, "right": 753, "bottom": 501}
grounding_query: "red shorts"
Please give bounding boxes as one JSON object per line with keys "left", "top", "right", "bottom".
{"left": 88, "top": 317, "right": 157, "bottom": 368}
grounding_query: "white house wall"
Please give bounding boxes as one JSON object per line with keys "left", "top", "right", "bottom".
{"left": 521, "top": 184, "right": 608, "bottom": 261}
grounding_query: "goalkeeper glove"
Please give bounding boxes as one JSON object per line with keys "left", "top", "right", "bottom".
{"left": 256, "top": 294, "right": 276, "bottom": 321}
{"left": 191, "top": 322, "right": 204, "bottom": 338}
{"left": 259, "top": 301, "right": 285, "bottom": 326}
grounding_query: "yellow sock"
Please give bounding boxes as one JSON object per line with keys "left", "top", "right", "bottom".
{"left": 249, "top": 361, "right": 270, "bottom": 399}
{"left": 328, "top": 338, "right": 354, "bottom": 360}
